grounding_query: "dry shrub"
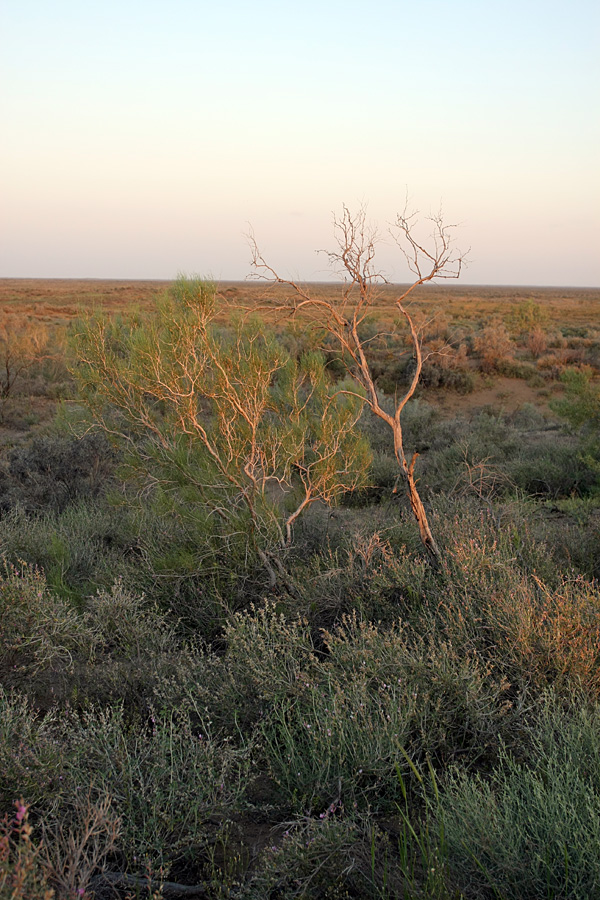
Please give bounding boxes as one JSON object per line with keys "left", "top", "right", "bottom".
{"left": 451, "top": 441, "right": 513, "bottom": 501}
{"left": 0, "top": 796, "right": 119, "bottom": 900}
{"left": 527, "top": 325, "right": 548, "bottom": 358}
{"left": 437, "top": 536, "right": 600, "bottom": 698}
{"left": 0, "top": 801, "right": 56, "bottom": 900}
{"left": 0, "top": 314, "right": 49, "bottom": 402}
{"left": 40, "top": 793, "right": 120, "bottom": 900}
{"left": 537, "top": 352, "right": 590, "bottom": 379}
{"left": 509, "top": 575, "right": 600, "bottom": 692}
{"left": 473, "top": 322, "right": 514, "bottom": 373}
{"left": 536, "top": 353, "right": 566, "bottom": 378}
{"left": 410, "top": 309, "right": 452, "bottom": 344}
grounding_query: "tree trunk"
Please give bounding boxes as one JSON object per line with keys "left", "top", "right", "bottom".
{"left": 406, "top": 452, "right": 440, "bottom": 567}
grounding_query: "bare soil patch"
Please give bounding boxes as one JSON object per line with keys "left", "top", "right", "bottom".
{"left": 423, "top": 375, "right": 560, "bottom": 419}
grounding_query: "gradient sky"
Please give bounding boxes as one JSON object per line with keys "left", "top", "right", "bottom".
{"left": 2, "top": 0, "right": 599, "bottom": 285}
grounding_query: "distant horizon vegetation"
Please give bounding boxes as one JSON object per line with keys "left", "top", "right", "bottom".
{"left": 2, "top": 277, "right": 600, "bottom": 290}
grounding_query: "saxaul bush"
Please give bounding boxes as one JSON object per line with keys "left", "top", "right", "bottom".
{"left": 70, "top": 276, "right": 370, "bottom": 588}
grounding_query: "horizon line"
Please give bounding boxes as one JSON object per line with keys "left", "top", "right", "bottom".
{"left": 1, "top": 276, "right": 599, "bottom": 291}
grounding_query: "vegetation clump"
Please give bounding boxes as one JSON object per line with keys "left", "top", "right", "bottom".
{"left": 0, "top": 253, "right": 599, "bottom": 896}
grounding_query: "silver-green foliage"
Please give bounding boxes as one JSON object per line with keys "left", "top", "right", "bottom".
{"left": 59, "top": 703, "right": 249, "bottom": 867}
{"left": 0, "top": 688, "right": 250, "bottom": 869}
{"left": 203, "top": 603, "right": 512, "bottom": 813}
{"left": 440, "top": 697, "right": 600, "bottom": 899}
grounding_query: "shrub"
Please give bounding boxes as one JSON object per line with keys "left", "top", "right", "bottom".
{"left": 0, "top": 561, "right": 183, "bottom": 707}
{"left": 0, "top": 434, "right": 116, "bottom": 515}
{"left": 509, "top": 438, "right": 597, "bottom": 498}
{"left": 38, "top": 792, "right": 120, "bottom": 900}
{"left": 473, "top": 322, "right": 515, "bottom": 373}
{"left": 0, "top": 562, "right": 88, "bottom": 683}
{"left": 506, "top": 299, "right": 548, "bottom": 336}
{"left": 440, "top": 697, "right": 600, "bottom": 900}
{"left": 0, "top": 314, "right": 49, "bottom": 408}
{"left": 538, "top": 505, "right": 600, "bottom": 580}
{"left": 551, "top": 367, "right": 600, "bottom": 430}
{"left": 57, "top": 703, "right": 249, "bottom": 868}
{"left": 430, "top": 512, "right": 600, "bottom": 699}
{"left": 527, "top": 325, "right": 548, "bottom": 358}
{"left": 0, "top": 801, "right": 57, "bottom": 900}
{"left": 0, "top": 691, "right": 250, "bottom": 872}
{"left": 0, "top": 689, "right": 63, "bottom": 813}
{"left": 358, "top": 397, "right": 439, "bottom": 458}
{"left": 0, "top": 501, "right": 138, "bottom": 605}
{"left": 420, "top": 341, "right": 474, "bottom": 393}
{"left": 422, "top": 410, "right": 520, "bottom": 497}
{"left": 206, "top": 602, "right": 318, "bottom": 731}
{"left": 346, "top": 451, "right": 400, "bottom": 506}
{"left": 240, "top": 816, "right": 404, "bottom": 900}
{"left": 288, "top": 526, "right": 430, "bottom": 627}
{"left": 507, "top": 402, "right": 549, "bottom": 431}
{"left": 221, "top": 605, "right": 512, "bottom": 813}
{"left": 82, "top": 579, "right": 177, "bottom": 662}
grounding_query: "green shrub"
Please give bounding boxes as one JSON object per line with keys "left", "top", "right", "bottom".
{"left": 0, "top": 501, "right": 138, "bottom": 604}
{"left": 58, "top": 703, "right": 249, "bottom": 868}
{"left": 216, "top": 605, "right": 512, "bottom": 814}
{"left": 201, "top": 602, "right": 319, "bottom": 733}
{"left": 506, "top": 299, "right": 548, "bottom": 336}
{"left": 440, "top": 697, "right": 600, "bottom": 899}
{"left": 0, "top": 562, "right": 89, "bottom": 682}
{"left": 288, "top": 528, "right": 429, "bottom": 627}
{"left": 0, "top": 561, "right": 183, "bottom": 707}
{"left": 508, "top": 437, "right": 597, "bottom": 498}
{"left": 0, "top": 691, "right": 250, "bottom": 872}
{"left": 70, "top": 278, "right": 370, "bottom": 585}
{"left": 0, "top": 689, "right": 63, "bottom": 813}
{"left": 507, "top": 403, "right": 549, "bottom": 431}
{"left": 83, "top": 579, "right": 177, "bottom": 661}
{"left": 240, "top": 816, "right": 404, "bottom": 900}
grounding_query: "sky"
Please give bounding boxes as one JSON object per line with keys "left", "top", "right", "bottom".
{"left": 1, "top": 0, "right": 599, "bottom": 285}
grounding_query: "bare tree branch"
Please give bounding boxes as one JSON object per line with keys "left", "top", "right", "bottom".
{"left": 249, "top": 205, "right": 467, "bottom": 565}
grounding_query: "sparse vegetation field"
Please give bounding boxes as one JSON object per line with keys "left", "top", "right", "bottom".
{"left": 1, "top": 276, "right": 599, "bottom": 898}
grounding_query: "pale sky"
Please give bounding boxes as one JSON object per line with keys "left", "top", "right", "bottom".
{"left": 2, "top": 0, "right": 599, "bottom": 285}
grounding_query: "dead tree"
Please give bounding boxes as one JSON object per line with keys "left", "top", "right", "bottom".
{"left": 250, "top": 205, "right": 466, "bottom": 565}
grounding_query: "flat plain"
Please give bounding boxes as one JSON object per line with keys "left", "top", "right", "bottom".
{"left": 1, "top": 278, "right": 598, "bottom": 428}
{"left": 2, "top": 276, "right": 600, "bottom": 899}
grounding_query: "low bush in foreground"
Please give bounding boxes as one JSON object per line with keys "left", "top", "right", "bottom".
{"left": 439, "top": 696, "right": 600, "bottom": 899}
